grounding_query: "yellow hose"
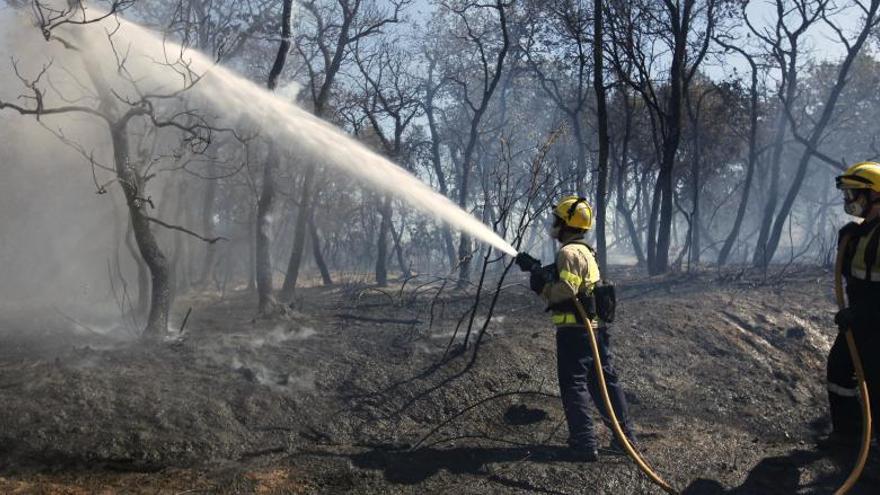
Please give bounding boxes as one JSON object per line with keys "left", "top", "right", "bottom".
{"left": 833, "top": 234, "right": 872, "bottom": 495}
{"left": 571, "top": 297, "right": 678, "bottom": 494}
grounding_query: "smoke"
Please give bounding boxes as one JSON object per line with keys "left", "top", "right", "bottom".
{"left": 0, "top": 8, "right": 124, "bottom": 313}
{"left": 0, "top": 3, "right": 517, "bottom": 318}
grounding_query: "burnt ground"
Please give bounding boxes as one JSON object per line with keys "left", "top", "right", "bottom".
{"left": 0, "top": 266, "right": 879, "bottom": 494}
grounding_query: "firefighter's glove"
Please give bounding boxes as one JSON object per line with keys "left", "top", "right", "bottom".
{"left": 834, "top": 307, "right": 857, "bottom": 333}
{"left": 515, "top": 252, "right": 540, "bottom": 272}
{"left": 529, "top": 263, "right": 557, "bottom": 294}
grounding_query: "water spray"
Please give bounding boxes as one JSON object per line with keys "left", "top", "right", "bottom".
{"left": 48, "top": 15, "right": 519, "bottom": 259}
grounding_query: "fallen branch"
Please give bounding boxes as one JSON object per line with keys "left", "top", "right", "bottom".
{"left": 179, "top": 307, "right": 192, "bottom": 334}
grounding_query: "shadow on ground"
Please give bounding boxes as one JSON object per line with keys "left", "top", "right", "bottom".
{"left": 683, "top": 449, "right": 879, "bottom": 495}
{"left": 346, "top": 445, "right": 582, "bottom": 484}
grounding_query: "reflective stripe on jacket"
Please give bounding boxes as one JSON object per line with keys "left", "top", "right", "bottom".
{"left": 843, "top": 219, "right": 880, "bottom": 282}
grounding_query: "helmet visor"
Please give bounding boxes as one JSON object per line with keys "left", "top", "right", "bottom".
{"left": 837, "top": 174, "right": 873, "bottom": 190}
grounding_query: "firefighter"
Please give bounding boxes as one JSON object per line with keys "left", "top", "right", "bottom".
{"left": 515, "top": 196, "right": 634, "bottom": 461}
{"left": 824, "top": 161, "right": 880, "bottom": 449}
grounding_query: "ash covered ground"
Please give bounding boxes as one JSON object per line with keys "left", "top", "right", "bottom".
{"left": 1, "top": 267, "right": 878, "bottom": 494}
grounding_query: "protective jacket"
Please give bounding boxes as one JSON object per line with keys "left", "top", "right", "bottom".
{"left": 541, "top": 233, "right": 600, "bottom": 327}
{"left": 840, "top": 218, "right": 880, "bottom": 303}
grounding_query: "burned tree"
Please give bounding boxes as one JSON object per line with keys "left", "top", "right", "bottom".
{"left": 606, "top": 0, "right": 721, "bottom": 274}
{"left": 278, "top": 0, "right": 410, "bottom": 301}
{"left": 352, "top": 39, "right": 421, "bottom": 286}
{"left": 1, "top": 9, "right": 221, "bottom": 339}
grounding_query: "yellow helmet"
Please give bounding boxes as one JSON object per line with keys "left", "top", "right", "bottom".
{"left": 553, "top": 196, "right": 593, "bottom": 230}
{"left": 836, "top": 161, "right": 880, "bottom": 192}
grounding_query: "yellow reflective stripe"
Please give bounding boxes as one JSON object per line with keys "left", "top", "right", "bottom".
{"left": 552, "top": 313, "right": 578, "bottom": 325}
{"left": 558, "top": 270, "right": 583, "bottom": 287}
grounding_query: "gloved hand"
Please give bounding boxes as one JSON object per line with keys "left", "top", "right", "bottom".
{"left": 530, "top": 263, "right": 557, "bottom": 293}
{"left": 834, "top": 307, "right": 857, "bottom": 333}
{"left": 514, "top": 252, "right": 541, "bottom": 272}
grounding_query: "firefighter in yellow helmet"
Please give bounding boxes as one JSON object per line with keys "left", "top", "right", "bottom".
{"left": 823, "top": 162, "right": 880, "bottom": 449}
{"left": 515, "top": 196, "right": 635, "bottom": 461}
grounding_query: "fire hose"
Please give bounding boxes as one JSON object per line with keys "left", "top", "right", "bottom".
{"left": 833, "top": 234, "right": 872, "bottom": 495}
{"left": 571, "top": 296, "right": 678, "bottom": 494}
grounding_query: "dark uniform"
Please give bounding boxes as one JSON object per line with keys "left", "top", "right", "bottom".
{"left": 828, "top": 219, "right": 880, "bottom": 442}
{"left": 539, "top": 232, "right": 633, "bottom": 452}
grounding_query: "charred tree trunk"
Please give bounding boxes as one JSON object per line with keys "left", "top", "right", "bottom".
{"left": 125, "top": 216, "right": 149, "bottom": 316}
{"left": 309, "top": 215, "right": 332, "bottom": 286}
{"left": 718, "top": 45, "right": 759, "bottom": 266}
{"left": 646, "top": 173, "right": 663, "bottom": 271}
{"left": 571, "top": 117, "right": 589, "bottom": 196}
{"left": 686, "top": 89, "right": 711, "bottom": 267}
{"left": 110, "top": 122, "right": 171, "bottom": 339}
{"left": 752, "top": 108, "right": 786, "bottom": 267}
{"left": 425, "top": 81, "right": 458, "bottom": 269}
{"left": 172, "top": 179, "right": 189, "bottom": 294}
{"left": 615, "top": 91, "right": 646, "bottom": 265}
{"left": 593, "top": 0, "right": 609, "bottom": 272}
{"left": 375, "top": 194, "right": 392, "bottom": 286}
{"left": 256, "top": 144, "right": 279, "bottom": 312}
{"left": 197, "top": 161, "right": 218, "bottom": 286}
{"left": 280, "top": 164, "right": 317, "bottom": 299}
{"left": 651, "top": 31, "right": 685, "bottom": 275}
{"left": 390, "top": 219, "right": 411, "bottom": 278}
{"left": 255, "top": 0, "right": 293, "bottom": 311}
{"left": 247, "top": 205, "right": 256, "bottom": 291}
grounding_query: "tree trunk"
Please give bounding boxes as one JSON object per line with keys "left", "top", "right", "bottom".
{"left": 646, "top": 173, "right": 662, "bottom": 271}
{"left": 110, "top": 122, "right": 171, "bottom": 339}
{"left": 255, "top": 0, "right": 293, "bottom": 310}
{"left": 687, "top": 94, "right": 703, "bottom": 267}
{"left": 197, "top": 161, "right": 218, "bottom": 286}
{"left": 125, "top": 216, "right": 149, "bottom": 316}
{"left": 390, "top": 218, "right": 411, "bottom": 278}
{"left": 247, "top": 206, "right": 256, "bottom": 291}
{"left": 571, "top": 117, "right": 588, "bottom": 196}
{"left": 652, "top": 44, "right": 685, "bottom": 275}
{"left": 280, "top": 163, "right": 317, "bottom": 299}
{"left": 172, "top": 179, "right": 189, "bottom": 294}
{"left": 593, "top": 0, "right": 609, "bottom": 272}
{"left": 309, "top": 215, "right": 332, "bottom": 286}
{"left": 375, "top": 194, "right": 392, "bottom": 286}
{"left": 255, "top": 144, "right": 278, "bottom": 313}
{"left": 752, "top": 109, "right": 786, "bottom": 267}
{"left": 427, "top": 58, "right": 464, "bottom": 270}
{"left": 718, "top": 53, "right": 759, "bottom": 266}
{"left": 615, "top": 91, "right": 646, "bottom": 265}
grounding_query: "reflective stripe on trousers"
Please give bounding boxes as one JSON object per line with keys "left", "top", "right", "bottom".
{"left": 828, "top": 381, "right": 860, "bottom": 398}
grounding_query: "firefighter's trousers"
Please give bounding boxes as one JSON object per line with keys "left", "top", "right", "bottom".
{"left": 827, "top": 324, "right": 880, "bottom": 442}
{"left": 556, "top": 325, "right": 632, "bottom": 450}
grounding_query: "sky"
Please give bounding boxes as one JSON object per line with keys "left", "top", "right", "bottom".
{"left": 402, "top": 0, "right": 869, "bottom": 82}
